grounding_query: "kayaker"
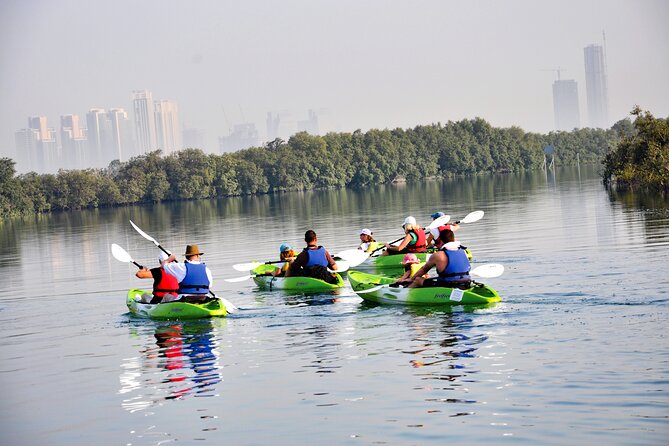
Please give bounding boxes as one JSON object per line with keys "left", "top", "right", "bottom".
{"left": 263, "top": 244, "right": 297, "bottom": 277}
{"left": 390, "top": 253, "right": 427, "bottom": 287}
{"left": 135, "top": 252, "right": 180, "bottom": 304}
{"left": 426, "top": 211, "right": 460, "bottom": 249}
{"left": 383, "top": 216, "right": 427, "bottom": 255}
{"left": 163, "top": 244, "right": 214, "bottom": 302}
{"left": 409, "top": 228, "right": 471, "bottom": 288}
{"left": 285, "top": 230, "right": 339, "bottom": 284}
{"left": 358, "top": 228, "right": 381, "bottom": 253}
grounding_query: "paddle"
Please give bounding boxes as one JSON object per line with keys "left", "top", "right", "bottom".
{"left": 365, "top": 214, "right": 451, "bottom": 257}
{"left": 232, "top": 259, "right": 285, "bottom": 272}
{"left": 334, "top": 249, "right": 370, "bottom": 268}
{"left": 225, "top": 259, "right": 350, "bottom": 282}
{"left": 128, "top": 220, "right": 238, "bottom": 314}
{"left": 356, "top": 263, "right": 504, "bottom": 294}
{"left": 111, "top": 243, "right": 144, "bottom": 269}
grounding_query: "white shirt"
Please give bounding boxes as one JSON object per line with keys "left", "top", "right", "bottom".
{"left": 163, "top": 260, "right": 214, "bottom": 290}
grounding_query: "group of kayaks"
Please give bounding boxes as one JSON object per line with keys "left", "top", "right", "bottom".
{"left": 126, "top": 250, "right": 501, "bottom": 320}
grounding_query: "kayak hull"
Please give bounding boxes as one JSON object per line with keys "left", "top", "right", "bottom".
{"left": 251, "top": 264, "right": 345, "bottom": 291}
{"left": 348, "top": 270, "right": 500, "bottom": 306}
{"left": 126, "top": 289, "right": 227, "bottom": 319}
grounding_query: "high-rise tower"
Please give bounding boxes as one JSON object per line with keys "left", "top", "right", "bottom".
{"left": 154, "top": 99, "right": 180, "bottom": 153}
{"left": 552, "top": 80, "right": 580, "bottom": 131}
{"left": 584, "top": 44, "right": 609, "bottom": 128}
{"left": 132, "top": 90, "right": 157, "bottom": 153}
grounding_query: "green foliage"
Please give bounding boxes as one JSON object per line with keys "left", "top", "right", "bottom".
{"left": 603, "top": 107, "right": 669, "bottom": 191}
{"left": 1, "top": 117, "right": 627, "bottom": 218}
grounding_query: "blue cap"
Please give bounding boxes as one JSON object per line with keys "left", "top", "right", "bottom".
{"left": 431, "top": 211, "right": 445, "bottom": 220}
{"left": 279, "top": 243, "right": 291, "bottom": 253}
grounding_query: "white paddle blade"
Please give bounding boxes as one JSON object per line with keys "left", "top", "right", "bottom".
{"left": 111, "top": 244, "right": 133, "bottom": 263}
{"left": 336, "top": 249, "right": 369, "bottom": 267}
{"left": 427, "top": 214, "right": 451, "bottom": 230}
{"left": 220, "top": 297, "right": 238, "bottom": 313}
{"left": 356, "top": 284, "right": 388, "bottom": 294}
{"left": 332, "top": 259, "right": 350, "bottom": 273}
{"left": 471, "top": 263, "right": 504, "bottom": 278}
{"left": 224, "top": 275, "right": 252, "bottom": 282}
{"left": 232, "top": 261, "right": 263, "bottom": 272}
{"left": 461, "top": 210, "right": 484, "bottom": 224}
{"left": 129, "top": 220, "right": 159, "bottom": 245}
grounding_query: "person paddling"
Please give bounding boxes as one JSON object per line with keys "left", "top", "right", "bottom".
{"left": 163, "top": 244, "right": 214, "bottom": 302}
{"left": 425, "top": 211, "right": 460, "bottom": 249}
{"left": 383, "top": 216, "right": 427, "bottom": 255}
{"left": 390, "top": 253, "right": 427, "bottom": 287}
{"left": 263, "top": 244, "right": 297, "bottom": 277}
{"left": 135, "top": 252, "right": 180, "bottom": 303}
{"left": 358, "top": 228, "right": 381, "bottom": 253}
{"left": 409, "top": 229, "right": 471, "bottom": 289}
{"left": 285, "top": 230, "right": 339, "bottom": 284}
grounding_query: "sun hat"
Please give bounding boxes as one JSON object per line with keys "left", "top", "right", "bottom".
{"left": 360, "top": 228, "right": 373, "bottom": 236}
{"left": 402, "top": 216, "right": 417, "bottom": 227}
{"left": 279, "top": 243, "right": 292, "bottom": 253}
{"left": 430, "top": 211, "right": 445, "bottom": 220}
{"left": 402, "top": 253, "right": 419, "bottom": 264}
{"left": 184, "top": 244, "right": 204, "bottom": 256}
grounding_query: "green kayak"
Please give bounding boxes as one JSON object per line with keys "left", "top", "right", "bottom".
{"left": 362, "top": 248, "right": 472, "bottom": 269}
{"left": 251, "top": 264, "right": 345, "bottom": 291}
{"left": 348, "top": 270, "right": 500, "bottom": 306}
{"left": 126, "top": 289, "right": 227, "bottom": 320}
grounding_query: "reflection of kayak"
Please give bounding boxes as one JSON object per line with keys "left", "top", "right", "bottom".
{"left": 251, "top": 264, "right": 345, "bottom": 291}
{"left": 348, "top": 270, "right": 500, "bottom": 306}
{"left": 363, "top": 248, "right": 473, "bottom": 269}
{"left": 127, "top": 289, "right": 227, "bottom": 319}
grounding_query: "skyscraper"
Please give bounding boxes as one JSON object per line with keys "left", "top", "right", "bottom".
{"left": 15, "top": 128, "right": 41, "bottom": 172}
{"left": 552, "top": 80, "right": 580, "bottom": 131}
{"left": 108, "top": 108, "right": 132, "bottom": 163}
{"left": 154, "top": 99, "right": 180, "bottom": 153}
{"left": 132, "top": 90, "right": 157, "bottom": 153}
{"left": 297, "top": 109, "right": 319, "bottom": 134}
{"left": 584, "top": 44, "right": 609, "bottom": 128}
{"left": 61, "top": 114, "right": 87, "bottom": 169}
{"left": 86, "top": 108, "right": 108, "bottom": 167}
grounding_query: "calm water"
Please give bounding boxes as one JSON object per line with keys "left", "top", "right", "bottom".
{"left": 1, "top": 165, "right": 668, "bottom": 445}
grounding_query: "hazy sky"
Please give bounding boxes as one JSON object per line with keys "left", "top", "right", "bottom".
{"left": 1, "top": 0, "right": 668, "bottom": 159}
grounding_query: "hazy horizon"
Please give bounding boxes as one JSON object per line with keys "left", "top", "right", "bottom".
{"left": 1, "top": 0, "right": 668, "bottom": 167}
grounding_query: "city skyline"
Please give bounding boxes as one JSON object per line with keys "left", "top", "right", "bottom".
{"left": 2, "top": 1, "right": 668, "bottom": 171}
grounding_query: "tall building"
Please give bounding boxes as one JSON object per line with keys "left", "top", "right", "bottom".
{"left": 297, "top": 109, "right": 319, "bottom": 134}
{"left": 15, "top": 128, "right": 42, "bottom": 172}
{"left": 552, "top": 80, "right": 580, "bottom": 131}
{"left": 219, "top": 123, "right": 259, "bottom": 152}
{"left": 60, "top": 114, "right": 87, "bottom": 169}
{"left": 132, "top": 90, "right": 157, "bottom": 153}
{"left": 266, "top": 112, "right": 281, "bottom": 140}
{"left": 584, "top": 44, "right": 609, "bottom": 128}
{"left": 86, "top": 108, "right": 108, "bottom": 167}
{"left": 154, "top": 99, "right": 181, "bottom": 153}
{"left": 107, "top": 108, "right": 132, "bottom": 163}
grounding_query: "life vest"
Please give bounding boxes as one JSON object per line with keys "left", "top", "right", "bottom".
{"left": 153, "top": 267, "right": 179, "bottom": 298}
{"left": 437, "top": 248, "right": 471, "bottom": 281}
{"left": 304, "top": 246, "right": 328, "bottom": 268}
{"left": 360, "top": 241, "right": 382, "bottom": 253}
{"left": 177, "top": 261, "right": 210, "bottom": 294}
{"left": 406, "top": 228, "right": 427, "bottom": 253}
{"left": 433, "top": 224, "right": 454, "bottom": 249}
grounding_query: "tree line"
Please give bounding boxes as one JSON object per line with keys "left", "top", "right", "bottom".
{"left": 1, "top": 117, "right": 624, "bottom": 219}
{"left": 603, "top": 106, "right": 669, "bottom": 192}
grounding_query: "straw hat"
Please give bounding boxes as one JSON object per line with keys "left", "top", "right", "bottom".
{"left": 184, "top": 244, "right": 204, "bottom": 256}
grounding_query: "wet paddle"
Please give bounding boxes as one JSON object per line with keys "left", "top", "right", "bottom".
{"left": 225, "top": 259, "right": 351, "bottom": 282}
{"left": 111, "top": 243, "right": 144, "bottom": 269}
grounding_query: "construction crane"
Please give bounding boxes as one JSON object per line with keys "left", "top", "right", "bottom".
{"left": 541, "top": 68, "right": 567, "bottom": 81}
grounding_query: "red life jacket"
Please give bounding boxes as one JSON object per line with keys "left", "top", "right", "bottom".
{"left": 406, "top": 228, "right": 427, "bottom": 253}
{"left": 153, "top": 267, "right": 179, "bottom": 298}
{"left": 433, "top": 224, "right": 454, "bottom": 249}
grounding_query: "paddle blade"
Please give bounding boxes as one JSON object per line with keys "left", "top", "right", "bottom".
{"left": 470, "top": 263, "right": 504, "bottom": 278}
{"left": 224, "top": 275, "right": 252, "bottom": 282}
{"left": 129, "top": 220, "right": 159, "bottom": 245}
{"left": 219, "top": 297, "right": 238, "bottom": 313}
{"left": 111, "top": 244, "right": 133, "bottom": 263}
{"left": 356, "top": 284, "right": 389, "bottom": 294}
{"left": 461, "top": 210, "right": 484, "bottom": 224}
{"left": 335, "top": 249, "right": 370, "bottom": 267}
{"left": 427, "top": 214, "right": 451, "bottom": 230}
{"left": 232, "top": 261, "right": 263, "bottom": 272}
{"left": 333, "top": 259, "right": 350, "bottom": 273}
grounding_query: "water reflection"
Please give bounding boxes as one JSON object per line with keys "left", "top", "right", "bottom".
{"left": 119, "top": 320, "right": 223, "bottom": 412}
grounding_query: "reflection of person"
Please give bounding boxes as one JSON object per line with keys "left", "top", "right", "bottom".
{"left": 164, "top": 245, "right": 213, "bottom": 302}
{"left": 391, "top": 253, "right": 427, "bottom": 287}
{"left": 135, "top": 252, "right": 180, "bottom": 303}
{"left": 286, "top": 230, "right": 339, "bottom": 284}
{"left": 383, "top": 216, "right": 427, "bottom": 255}
{"left": 409, "top": 229, "right": 471, "bottom": 288}
{"left": 264, "top": 244, "right": 296, "bottom": 277}
{"left": 358, "top": 228, "right": 380, "bottom": 253}
{"left": 426, "top": 212, "right": 460, "bottom": 248}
